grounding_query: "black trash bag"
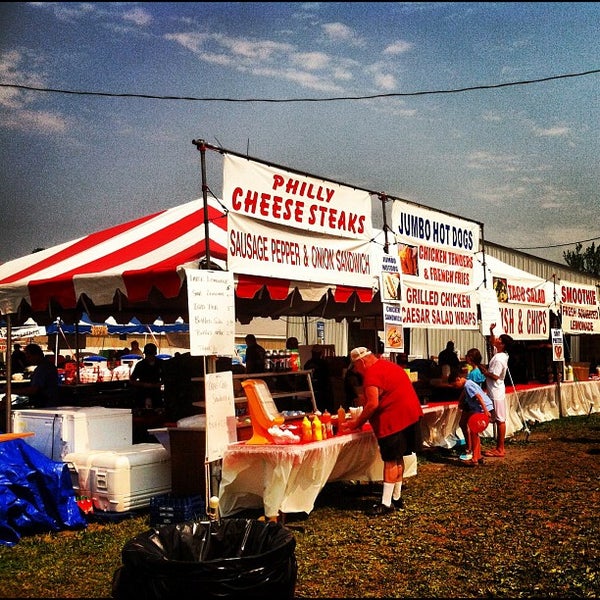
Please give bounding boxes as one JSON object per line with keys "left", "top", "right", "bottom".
{"left": 112, "top": 518, "right": 297, "bottom": 600}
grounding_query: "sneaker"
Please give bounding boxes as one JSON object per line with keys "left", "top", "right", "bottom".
{"left": 391, "top": 496, "right": 405, "bottom": 510}
{"left": 459, "top": 452, "right": 473, "bottom": 461}
{"left": 366, "top": 502, "right": 395, "bottom": 516}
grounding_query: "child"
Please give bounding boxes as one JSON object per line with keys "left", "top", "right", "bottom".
{"left": 449, "top": 370, "right": 493, "bottom": 466}
{"left": 457, "top": 348, "right": 487, "bottom": 460}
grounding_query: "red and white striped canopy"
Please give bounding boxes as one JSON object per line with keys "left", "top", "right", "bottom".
{"left": 0, "top": 198, "right": 378, "bottom": 325}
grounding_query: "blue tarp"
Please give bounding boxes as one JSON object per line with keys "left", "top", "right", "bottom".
{"left": 0, "top": 438, "right": 87, "bottom": 546}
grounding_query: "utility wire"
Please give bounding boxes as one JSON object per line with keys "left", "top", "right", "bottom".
{"left": 515, "top": 236, "right": 600, "bottom": 250}
{"left": 1, "top": 68, "right": 598, "bottom": 102}
{"left": 2, "top": 68, "right": 599, "bottom": 255}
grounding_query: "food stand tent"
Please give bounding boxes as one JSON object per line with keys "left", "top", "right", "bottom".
{"left": 0, "top": 197, "right": 377, "bottom": 327}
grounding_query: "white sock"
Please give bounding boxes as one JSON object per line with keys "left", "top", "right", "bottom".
{"left": 393, "top": 481, "right": 403, "bottom": 501}
{"left": 382, "top": 482, "right": 394, "bottom": 506}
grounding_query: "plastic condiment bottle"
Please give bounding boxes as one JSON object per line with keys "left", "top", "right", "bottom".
{"left": 301, "top": 416, "right": 312, "bottom": 442}
{"left": 337, "top": 406, "right": 346, "bottom": 435}
{"left": 321, "top": 410, "right": 332, "bottom": 438}
{"left": 312, "top": 413, "right": 323, "bottom": 441}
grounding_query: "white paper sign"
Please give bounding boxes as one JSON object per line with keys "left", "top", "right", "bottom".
{"left": 185, "top": 269, "right": 235, "bottom": 356}
{"left": 205, "top": 371, "right": 237, "bottom": 462}
{"left": 551, "top": 328, "right": 564, "bottom": 362}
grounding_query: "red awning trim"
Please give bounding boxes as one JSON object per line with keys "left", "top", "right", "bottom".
{"left": 235, "top": 275, "right": 292, "bottom": 301}
{"left": 235, "top": 275, "right": 375, "bottom": 304}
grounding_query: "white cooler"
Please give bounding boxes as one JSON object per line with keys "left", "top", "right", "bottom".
{"left": 64, "top": 443, "right": 171, "bottom": 512}
{"left": 12, "top": 406, "right": 132, "bottom": 461}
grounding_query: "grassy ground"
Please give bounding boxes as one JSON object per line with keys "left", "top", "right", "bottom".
{"left": 1, "top": 413, "right": 599, "bottom": 598}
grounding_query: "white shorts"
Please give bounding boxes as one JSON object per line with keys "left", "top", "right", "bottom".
{"left": 490, "top": 394, "right": 506, "bottom": 423}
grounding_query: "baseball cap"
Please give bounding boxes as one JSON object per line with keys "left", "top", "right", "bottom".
{"left": 350, "top": 347, "right": 372, "bottom": 362}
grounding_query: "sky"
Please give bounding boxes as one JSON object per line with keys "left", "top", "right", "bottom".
{"left": 1, "top": 2, "right": 599, "bottom": 267}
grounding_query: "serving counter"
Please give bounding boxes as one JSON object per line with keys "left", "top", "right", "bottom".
{"left": 218, "top": 428, "right": 418, "bottom": 520}
{"left": 419, "top": 379, "right": 600, "bottom": 447}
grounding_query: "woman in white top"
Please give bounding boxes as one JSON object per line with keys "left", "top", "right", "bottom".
{"left": 480, "top": 324, "right": 513, "bottom": 458}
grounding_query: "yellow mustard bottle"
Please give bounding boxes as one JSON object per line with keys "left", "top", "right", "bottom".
{"left": 312, "top": 413, "right": 323, "bottom": 441}
{"left": 302, "top": 415, "right": 312, "bottom": 442}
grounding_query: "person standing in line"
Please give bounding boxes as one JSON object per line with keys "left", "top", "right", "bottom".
{"left": 480, "top": 324, "right": 513, "bottom": 458}
{"left": 437, "top": 340, "right": 460, "bottom": 375}
{"left": 344, "top": 347, "right": 423, "bottom": 516}
{"left": 10, "top": 343, "right": 27, "bottom": 374}
{"left": 129, "top": 340, "right": 143, "bottom": 356}
{"left": 129, "top": 342, "right": 163, "bottom": 410}
{"left": 449, "top": 369, "right": 493, "bottom": 466}
{"left": 457, "top": 347, "right": 487, "bottom": 460}
{"left": 244, "top": 334, "right": 266, "bottom": 374}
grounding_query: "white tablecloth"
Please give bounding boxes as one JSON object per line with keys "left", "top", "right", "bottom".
{"left": 421, "top": 402, "right": 462, "bottom": 449}
{"left": 422, "top": 380, "right": 600, "bottom": 444}
{"left": 506, "top": 379, "right": 600, "bottom": 433}
{"left": 219, "top": 429, "right": 417, "bottom": 519}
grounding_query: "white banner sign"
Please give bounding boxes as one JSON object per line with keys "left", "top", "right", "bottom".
{"left": 478, "top": 286, "right": 503, "bottom": 335}
{"left": 480, "top": 266, "right": 551, "bottom": 340}
{"left": 228, "top": 208, "right": 375, "bottom": 288}
{"left": 391, "top": 200, "right": 480, "bottom": 330}
{"left": 0, "top": 325, "right": 46, "bottom": 339}
{"left": 391, "top": 200, "right": 480, "bottom": 288}
{"left": 560, "top": 280, "right": 600, "bottom": 334}
{"left": 223, "top": 154, "right": 374, "bottom": 287}
{"left": 186, "top": 269, "right": 235, "bottom": 356}
{"left": 498, "top": 303, "right": 549, "bottom": 340}
{"left": 399, "top": 280, "right": 479, "bottom": 330}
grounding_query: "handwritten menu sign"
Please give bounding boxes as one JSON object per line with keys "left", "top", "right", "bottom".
{"left": 205, "top": 371, "right": 237, "bottom": 462}
{"left": 185, "top": 269, "right": 235, "bottom": 356}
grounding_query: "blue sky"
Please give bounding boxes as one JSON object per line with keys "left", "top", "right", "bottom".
{"left": 1, "top": 2, "right": 599, "bottom": 266}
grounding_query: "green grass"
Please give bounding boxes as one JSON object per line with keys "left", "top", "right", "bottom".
{"left": 1, "top": 413, "right": 600, "bottom": 598}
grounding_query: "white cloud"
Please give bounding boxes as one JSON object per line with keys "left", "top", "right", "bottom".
{"left": 123, "top": 8, "right": 153, "bottom": 27}
{"left": 164, "top": 32, "right": 210, "bottom": 53}
{"left": 534, "top": 125, "right": 571, "bottom": 137}
{"left": 466, "top": 150, "right": 522, "bottom": 172}
{"left": 0, "top": 108, "right": 67, "bottom": 133}
{"left": 321, "top": 22, "right": 366, "bottom": 47}
{"left": 373, "top": 72, "right": 397, "bottom": 91}
{"left": 383, "top": 40, "right": 414, "bottom": 55}
{"left": 165, "top": 31, "right": 360, "bottom": 93}
{"left": 291, "top": 52, "right": 331, "bottom": 70}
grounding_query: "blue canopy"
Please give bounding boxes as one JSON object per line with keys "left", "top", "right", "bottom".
{"left": 46, "top": 314, "right": 189, "bottom": 335}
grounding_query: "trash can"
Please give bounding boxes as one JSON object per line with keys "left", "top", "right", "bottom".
{"left": 112, "top": 518, "right": 297, "bottom": 599}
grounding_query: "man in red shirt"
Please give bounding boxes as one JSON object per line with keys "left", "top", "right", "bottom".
{"left": 345, "top": 347, "right": 423, "bottom": 516}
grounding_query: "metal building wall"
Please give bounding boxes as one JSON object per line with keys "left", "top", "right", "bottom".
{"left": 286, "top": 316, "right": 348, "bottom": 357}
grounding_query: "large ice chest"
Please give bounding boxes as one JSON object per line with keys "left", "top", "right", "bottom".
{"left": 12, "top": 406, "right": 132, "bottom": 461}
{"left": 64, "top": 443, "right": 171, "bottom": 512}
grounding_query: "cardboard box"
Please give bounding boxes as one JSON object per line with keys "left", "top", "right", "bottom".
{"left": 64, "top": 442, "right": 171, "bottom": 512}
{"left": 168, "top": 428, "right": 206, "bottom": 496}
